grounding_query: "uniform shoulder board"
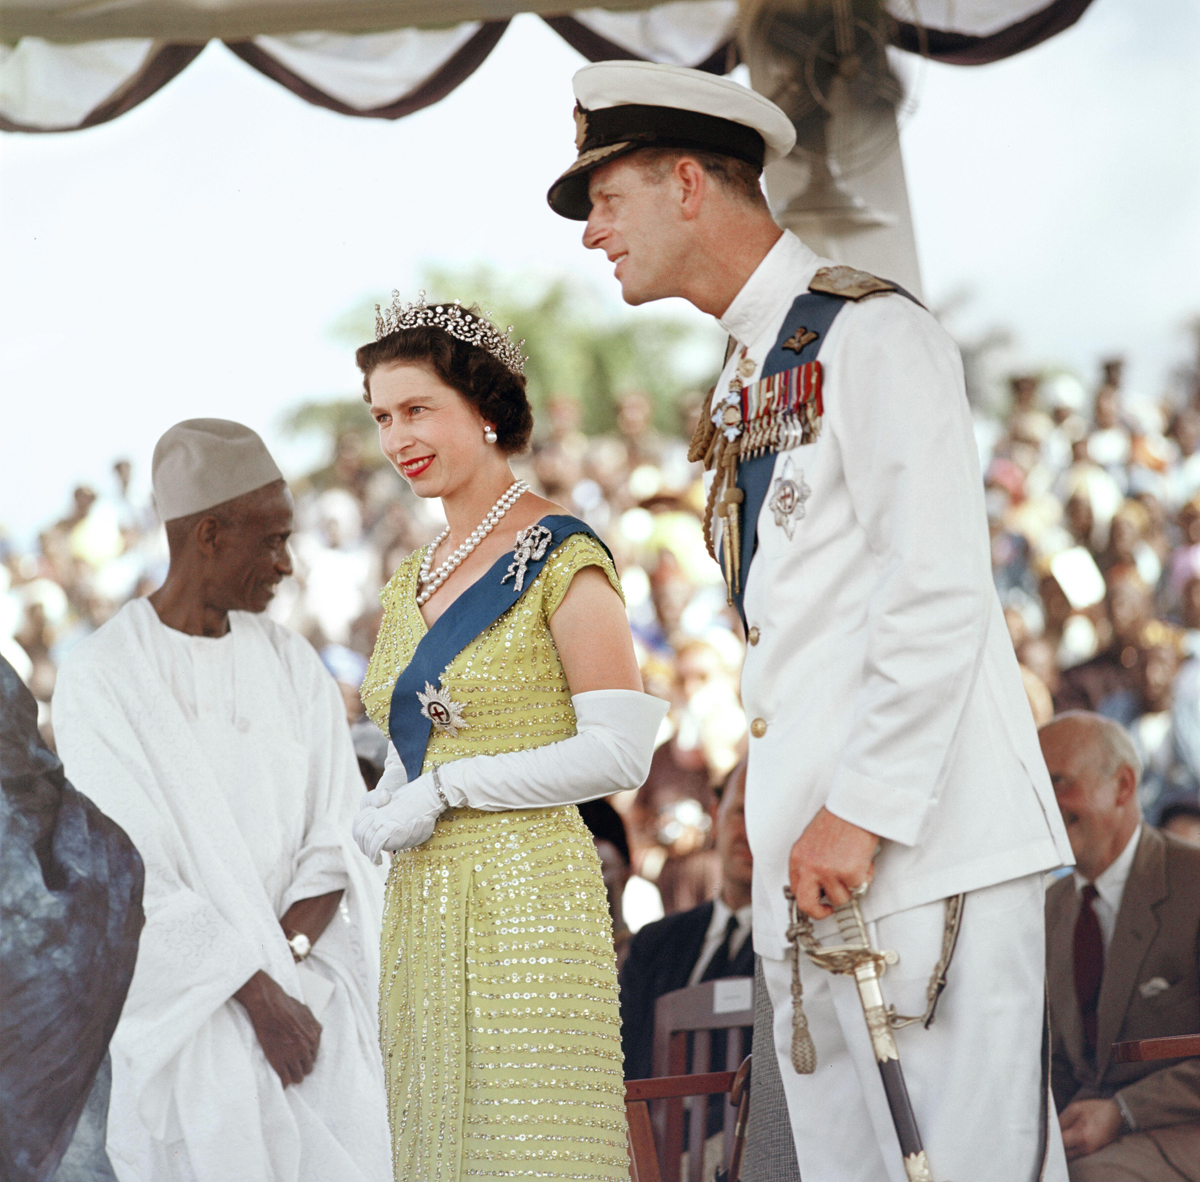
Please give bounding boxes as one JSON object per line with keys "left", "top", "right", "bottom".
{"left": 809, "top": 265, "right": 897, "bottom": 301}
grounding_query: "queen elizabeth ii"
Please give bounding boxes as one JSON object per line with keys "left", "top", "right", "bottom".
{"left": 352, "top": 293, "right": 667, "bottom": 1180}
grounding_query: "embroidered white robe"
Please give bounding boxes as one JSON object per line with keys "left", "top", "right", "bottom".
{"left": 53, "top": 598, "right": 389, "bottom": 1182}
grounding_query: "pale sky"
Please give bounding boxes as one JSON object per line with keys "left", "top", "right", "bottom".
{"left": 1, "top": 0, "right": 1197, "bottom": 545}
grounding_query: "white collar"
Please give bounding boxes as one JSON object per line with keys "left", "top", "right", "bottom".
{"left": 1075, "top": 823, "right": 1142, "bottom": 915}
{"left": 717, "top": 230, "right": 819, "bottom": 346}
{"left": 712, "top": 895, "right": 753, "bottom": 931}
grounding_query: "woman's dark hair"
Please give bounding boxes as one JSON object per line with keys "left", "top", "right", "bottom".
{"left": 356, "top": 324, "right": 534, "bottom": 455}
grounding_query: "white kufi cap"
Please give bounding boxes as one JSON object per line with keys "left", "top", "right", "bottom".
{"left": 152, "top": 418, "right": 284, "bottom": 522}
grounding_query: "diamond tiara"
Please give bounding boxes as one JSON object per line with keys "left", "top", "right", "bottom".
{"left": 374, "top": 290, "right": 527, "bottom": 377}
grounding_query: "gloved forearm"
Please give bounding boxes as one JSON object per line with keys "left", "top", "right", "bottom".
{"left": 437, "top": 689, "right": 668, "bottom": 811}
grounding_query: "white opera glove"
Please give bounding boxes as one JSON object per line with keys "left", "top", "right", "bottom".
{"left": 358, "top": 740, "right": 407, "bottom": 811}
{"left": 352, "top": 748, "right": 445, "bottom": 864}
{"left": 434, "top": 689, "right": 668, "bottom": 811}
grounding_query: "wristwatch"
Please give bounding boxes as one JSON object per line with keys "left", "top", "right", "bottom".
{"left": 287, "top": 931, "right": 312, "bottom": 963}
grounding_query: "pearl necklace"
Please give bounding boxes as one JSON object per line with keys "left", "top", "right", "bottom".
{"left": 417, "top": 480, "right": 529, "bottom": 606}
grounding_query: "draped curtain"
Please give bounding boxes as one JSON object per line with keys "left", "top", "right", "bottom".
{"left": 0, "top": 0, "right": 1095, "bottom": 135}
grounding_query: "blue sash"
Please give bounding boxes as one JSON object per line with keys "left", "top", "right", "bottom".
{"left": 731, "top": 290, "right": 848, "bottom": 625}
{"left": 387, "top": 513, "right": 610, "bottom": 779}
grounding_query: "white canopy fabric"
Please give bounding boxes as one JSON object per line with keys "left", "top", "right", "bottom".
{"left": 0, "top": 0, "right": 1094, "bottom": 133}
{"left": 254, "top": 25, "right": 487, "bottom": 112}
{"left": 890, "top": 0, "right": 1053, "bottom": 35}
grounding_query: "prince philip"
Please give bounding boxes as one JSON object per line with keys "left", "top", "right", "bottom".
{"left": 548, "top": 61, "right": 1075, "bottom": 1181}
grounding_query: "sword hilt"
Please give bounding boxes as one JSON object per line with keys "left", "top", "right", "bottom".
{"left": 784, "top": 884, "right": 947, "bottom": 1182}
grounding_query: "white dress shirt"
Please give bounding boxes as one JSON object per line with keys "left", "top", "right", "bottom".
{"left": 1074, "top": 824, "right": 1142, "bottom": 950}
{"left": 688, "top": 898, "right": 753, "bottom": 985}
{"left": 714, "top": 230, "right": 1074, "bottom": 955}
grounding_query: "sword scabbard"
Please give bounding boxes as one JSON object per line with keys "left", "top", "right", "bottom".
{"left": 785, "top": 886, "right": 944, "bottom": 1182}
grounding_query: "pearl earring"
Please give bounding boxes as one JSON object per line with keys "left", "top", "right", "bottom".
{"left": 483, "top": 425, "right": 498, "bottom": 444}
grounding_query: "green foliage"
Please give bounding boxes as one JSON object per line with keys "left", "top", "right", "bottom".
{"left": 326, "top": 265, "right": 725, "bottom": 438}
{"left": 284, "top": 397, "right": 372, "bottom": 440}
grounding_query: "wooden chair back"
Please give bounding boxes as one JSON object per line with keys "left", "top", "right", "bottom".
{"left": 648, "top": 978, "right": 754, "bottom": 1182}
{"left": 626, "top": 1059, "right": 751, "bottom": 1182}
{"left": 1111, "top": 1033, "right": 1200, "bottom": 1062}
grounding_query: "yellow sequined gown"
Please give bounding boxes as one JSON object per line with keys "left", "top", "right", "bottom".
{"left": 361, "top": 531, "right": 630, "bottom": 1182}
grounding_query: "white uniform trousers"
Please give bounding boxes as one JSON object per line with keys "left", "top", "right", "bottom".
{"left": 761, "top": 873, "right": 1070, "bottom": 1182}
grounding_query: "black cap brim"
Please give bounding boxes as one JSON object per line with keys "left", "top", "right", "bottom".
{"left": 547, "top": 103, "right": 766, "bottom": 220}
{"left": 547, "top": 141, "right": 640, "bottom": 220}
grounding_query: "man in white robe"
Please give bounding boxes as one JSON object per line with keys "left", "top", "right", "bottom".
{"left": 52, "top": 419, "right": 390, "bottom": 1182}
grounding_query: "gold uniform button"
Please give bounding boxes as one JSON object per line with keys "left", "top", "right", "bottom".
{"left": 750, "top": 718, "right": 768, "bottom": 738}
{"left": 748, "top": 627, "right": 761, "bottom": 646}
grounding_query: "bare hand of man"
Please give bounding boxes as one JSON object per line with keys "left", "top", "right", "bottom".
{"left": 788, "top": 807, "right": 880, "bottom": 919}
{"left": 1059, "top": 1099, "right": 1124, "bottom": 1160}
{"left": 234, "top": 970, "right": 322, "bottom": 1087}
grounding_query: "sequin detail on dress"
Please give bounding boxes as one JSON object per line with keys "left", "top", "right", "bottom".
{"left": 362, "top": 533, "right": 629, "bottom": 1181}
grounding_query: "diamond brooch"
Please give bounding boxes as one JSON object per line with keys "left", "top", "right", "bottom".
{"left": 501, "top": 524, "right": 553, "bottom": 594}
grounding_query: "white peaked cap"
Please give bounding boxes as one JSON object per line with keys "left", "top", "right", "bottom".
{"left": 576, "top": 62, "right": 796, "bottom": 161}
{"left": 548, "top": 61, "right": 796, "bottom": 219}
{"left": 152, "top": 418, "right": 284, "bottom": 522}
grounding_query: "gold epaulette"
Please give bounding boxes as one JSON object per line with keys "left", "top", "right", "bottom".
{"left": 809, "top": 265, "right": 898, "bottom": 301}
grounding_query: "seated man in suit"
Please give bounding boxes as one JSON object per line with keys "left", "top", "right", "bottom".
{"left": 1039, "top": 712, "right": 1200, "bottom": 1181}
{"left": 620, "top": 758, "right": 753, "bottom": 1080}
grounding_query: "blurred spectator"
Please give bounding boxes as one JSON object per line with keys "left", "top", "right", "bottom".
{"left": 1038, "top": 713, "right": 1200, "bottom": 1175}
{"left": 1156, "top": 794, "right": 1200, "bottom": 846}
{"left": 1055, "top": 569, "right": 1154, "bottom": 719}
{"left": 1101, "top": 501, "right": 1161, "bottom": 589}
{"left": 577, "top": 798, "right": 643, "bottom": 970}
{"left": 625, "top": 637, "right": 746, "bottom": 914}
{"left": 288, "top": 489, "right": 378, "bottom": 647}
{"left": 1167, "top": 408, "right": 1200, "bottom": 509}
{"left": 1088, "top": 359, "right": 1132, "bottom": 486}
{"left": 1127, "top": 622, "right": 1192, "bottom": 816}
{"left": 618, "top": 760, "right": 753, "bottom": 1082}
{"left": 1020, "top": 635, "right": 1061, "bottom": 701}
{"left": 616, "top": 391, "right": 665, "bottom": 467}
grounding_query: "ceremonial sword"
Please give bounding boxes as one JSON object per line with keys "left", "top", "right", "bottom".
{"left": 784, "top": 884, "right": 946, "bottom": 1182}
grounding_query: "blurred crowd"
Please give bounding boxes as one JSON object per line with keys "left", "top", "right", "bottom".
{"left": 8, "top": 350, "right": 1200, "bottom": 930}
{"left": 984, "top": 355, "right": 1200, "bottom": 838}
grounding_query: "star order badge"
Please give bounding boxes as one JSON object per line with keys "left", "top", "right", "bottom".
{"left": 417, "top": 681, "right": 468, "bottom": 737}
{"left": 768, "top": 457, "right": 810, "bottom": 540}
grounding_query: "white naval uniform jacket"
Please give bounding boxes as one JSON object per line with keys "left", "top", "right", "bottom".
{"left": 718, "top": 231, "right": 1073, "bottom": 958}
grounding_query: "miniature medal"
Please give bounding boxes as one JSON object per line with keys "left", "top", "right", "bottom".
{"left": 502, "top": 523, "right": 553, "bottom": 593}
{"left": 418, "top": 682, "right": 468, "bottom": 737}
{"left": 768, "top": 457, "right": 810, "bottom": 540}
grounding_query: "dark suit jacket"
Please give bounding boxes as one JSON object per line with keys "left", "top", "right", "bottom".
{"left": 619, "top": 900, "right": 755, "bottom": 1080}
{"left": 1046, "top": 826, "right": 1200, "bottom": 1179}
